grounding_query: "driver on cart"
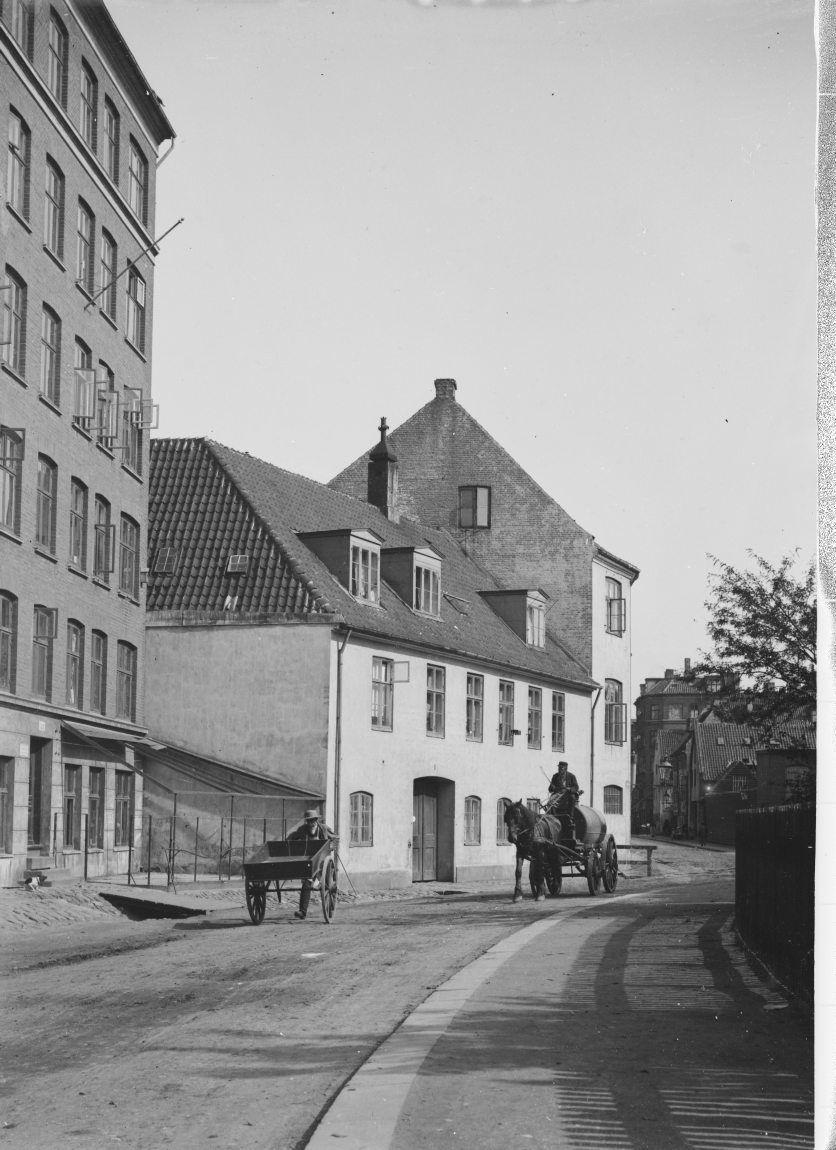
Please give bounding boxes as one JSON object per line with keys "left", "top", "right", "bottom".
{"left": 287, "top": 808, "right": 335, "bottom": 920}
{"left": 543, "top": 761, "right": 582, "bottom": 847}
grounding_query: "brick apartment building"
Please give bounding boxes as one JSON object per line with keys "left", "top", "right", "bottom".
{"left": 1, "top": 0, "right": 174, "bottom": 885}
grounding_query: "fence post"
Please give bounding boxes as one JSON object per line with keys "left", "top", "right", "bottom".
{"left": 228, "top": 796, "right": 234, "bottom": 881}
{"left": 262, "top": 817, "right": 267, "bottom": 844}
{"left": 146, "top": 815, "right": 152, "bottom": 887}
{"left": 83, "top": 813, "right": 89, "bottom": 881}
{"left": 218, "top": 818, "right": 224, "bottom": 882}
{"left": 242, "top": 817, "right": 247, "bottom": 871}
{"left": 193, "top": 816, "right": 200, "bottom": 883}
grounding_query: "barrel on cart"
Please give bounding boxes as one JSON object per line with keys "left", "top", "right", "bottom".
{"left": 243, "top": 837, "right": 339, "bottom": 924}
{"left": 543, "top": 805, "right": 619, "bottom": 896}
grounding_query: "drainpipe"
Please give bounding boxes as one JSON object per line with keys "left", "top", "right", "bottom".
{"left": 589, "top": 687, "right": 602, "bottom": 808}
{"left": 333, "top": 628, "right": 352, "bottom": 836}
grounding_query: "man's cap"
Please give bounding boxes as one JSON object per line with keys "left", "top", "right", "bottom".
{"left": 304, "top": 809, "right": 320, "bottom": 821}
{"left": 557, "top": 761, "right": 568, "bottom": 769}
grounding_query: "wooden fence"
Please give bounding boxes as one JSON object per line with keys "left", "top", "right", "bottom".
{"left": 734, "top": 803, "right": 814, "bottom": 1004}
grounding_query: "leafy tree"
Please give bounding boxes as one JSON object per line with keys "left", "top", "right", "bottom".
{"left": 696, "top": 551, "right": 816, "bottom": 731}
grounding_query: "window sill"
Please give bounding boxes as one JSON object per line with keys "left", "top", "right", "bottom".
{"left": 117, "top": 590, "right": 141, "bottom": 607}
{"left": 527, "top": 744, "right": 542, "bottom": 752}
{"left": 92, "top": 576, "right": 111, "bottom": 591}
{"left": 68, "top": 563, "right": 88, "bottom": 580}
{"left": 121, "top": 462, "right": 143, "bottom": 484}
{"left": 95, "top": 441, "right": 115, "bottom": 460}
{"left": 348, "top": 842, "right": 373, "bottom": 849}
{"left": 34, "top": 546, "right": 58, "bottom": 564}
{"left": 426, "top": 731, "right": 445, "bottom": 740}
{"left": 1, "top": 362, "right": 27, "bottom": 388}
{"left": 38, "top": 393, "right": 62, "bottom": 416}
{"left": 100, "top": 309, "right": 118, "bottom": 331}
{"left": 75, "top": 281, "right": 96, "bottom": 305}
{"left": 465, "top": 735, "right": 484, "bottom": 744}
{"left": 5, "top": 202, "right": 32, "bottom": 233}
{"left": 0, "top": 525, "right": 22, "bottom": 546}
{"left": 62, "top": 849, "right": 82, "bottom": 856}
{"left": 124, "top": 337, "right": 147, "bottom": 363}
{"left": 72, "top": 421, "right": 93, "bottom": 442}
{"left": 370, "top": 725, "right": 392, "bottom": 734}
{"left": 43, "top": 245, "right": 66, "bottom": 271}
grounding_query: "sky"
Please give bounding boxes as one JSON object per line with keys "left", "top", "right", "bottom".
{"left": 109, "top": 0, "right": 817, "bottom": 693}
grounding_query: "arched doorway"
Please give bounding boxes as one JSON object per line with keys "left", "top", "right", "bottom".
{"left": 412, "top": 777, "right": 454, "bottom": 882}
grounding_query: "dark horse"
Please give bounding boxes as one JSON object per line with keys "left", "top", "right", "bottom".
{"left": 503, "top": 800, "right": 565, "bottom": 902}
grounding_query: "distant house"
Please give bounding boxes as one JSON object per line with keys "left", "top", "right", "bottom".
{"left": 146, "top": 434, "right": 599, "bottom": 888}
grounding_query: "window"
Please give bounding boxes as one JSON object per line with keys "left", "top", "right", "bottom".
{"left": 705, "top": 676, "right": 722, "bottom": 694}
{"left": 115, "top": 642, "right": 136, "bottom": 720}
{"left": 349, "top": 791, "right": 373, "bottom": 846}
{"left": 114, "top": 770, "right": 133, "bottom": 846}
{"left": 119, "top": 515, "right": 140, "bottom": 598}
{"left": 0, "top": 756, "right": 13, "bottom": 854}
{"left": 466, "top": 673, "right": 483, "bottom": 741}
{"left": 464, "top": 796, "right": 481, "bottom": 845}
{"left": 63, "top": 764, "right": 81, "bottom": 849}
{"left": 0, "top": 592, "right": 17, "bottom": 692}
{"left": 9, "top": 0, "right": 34, "bottom": 57}
{"left": 526, "top": 598, "right": 545, "bottom": 648}
{"left": 350, "top": 542, "right": 379, "bottom": 603}
{"left": 47, "top": 11, "right": 68, "bottom": 106}
{"left": 90, "top": 630, "right": 107, "bottom": 713}
{"left": 426, "top": 664, "right": 445, "bottom": 737}
{"left": 414, "top": 562, "right": 440, "bottom": 616}
{"left": 99, "top": 231, "right": 117, "bottom": 319}
{"left": 88, "top": 767, "right": 105, "bottom": 848}
{"left": 40, "top": 305, "right": 61, "bottom": 403}
{"left": 667, "top": 704, "right": 684, "bottom": 721}
{"left": 44, "top": 159, "right": 64, "bottom": 258}
{"left": 458, "top": 485, "right": 490, "bottom": 528}
{"left": 128, "top": 139, "right": 148, "bottom": 224}
{"left": 7, "top": 110, "right": 30, "bottom": 219}
{"left": 96, "top": 363, "right": 119, "bottom": 447}
{"left": 122, "top": 389, "right": 143, "bottom": 474}
{"left": 603, "top": 785, "right": 623, "bottom": 815}
{"left": 551, "top": 691, "right": 565, "bottom": 752}
{"left": 126, "top": 266, "right": 146, "bottom": 352}
{"left": 527, "top": 687, "right": 542, "bottom": 749}
{"left": 68, "top": 478, "right": 87, "bottom": 569}
{"left": 2, "top": 267, "right": 26, "bottom": 376}
{"left": 605, "top": 577, "right": 626, "bottom": 636}
{"left": 76, "top": 201, "right": 94, "bottom": 294}
{"left": 35, "top": 455, "right": 57, "bottom": 552}
{"left": 66, "top": 620, "right": 84, "bottom": 708}
{"left": 103, "top": 98, "right": 119, "bottom": 181}
{"left": 79, "top": 61, "right": 98, "bottom": 151}
{"left": 731, "top": 774, "right": 751, "bottom": 794}
{"left": 498, "top": 679, "right": 515, "bottom": 745}
{"left": 32, "top": 606, "right": 55, "bottom": 699}
{"left": 649, "top": 704, "right": 661, "bottom": 721}
{"left": 93, "top": 496, "right": 113, "bottom": 580}
{"left": 0, "top": 427, "right": 23, "bottom": 534}
{"left": 496, "top": 798, "right": 511, "bottom": 845}
{"left": 371, "top": 656, "right": 393, "bottom": 731}
{"left": 604, "top": 679, "right": 626, "bottom": 744}
{"left": 73, "top": 339, "right": 94, "bottom": 427}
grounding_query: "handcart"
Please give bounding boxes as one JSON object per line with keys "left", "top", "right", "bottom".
{"left": 243, "top": 836, "right": 339, "bottom": 924}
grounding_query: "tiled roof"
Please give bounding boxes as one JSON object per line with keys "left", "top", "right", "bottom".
{"left": 654, "top": 728, "right": 691, "bottom": 761}
{"left": 756, "top": 719, "right": 816, "bottom": 752}
{"left": 694, "top": 721, "right": 758, "bottom": 782}
{"left": 640, "top": 678, "right": 707, "bottom": 697}
{"left": 148, "top": 439, "right": 596, "bottom": 689}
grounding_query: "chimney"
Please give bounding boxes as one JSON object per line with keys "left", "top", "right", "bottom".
{"left": 664, "top": 668, "right": 675, "bottom": 679}
{"left": 684, "top": 657, "right": 692, "bottom": 674}
{"left": 639, "top": 684, "right": 646, "bottom": 696}
{"left": 434, "top": 378, "right": 457, "bottom": 400}
{"left": 367, "top": 417, "right": 399, "bottom": 521}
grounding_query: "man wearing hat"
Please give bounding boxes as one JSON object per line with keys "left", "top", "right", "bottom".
{"left": 543, "top": 761, "right": 582, "bottom": 845}
{"left": 288, "top": 809, "right": 335, "bottom": 920}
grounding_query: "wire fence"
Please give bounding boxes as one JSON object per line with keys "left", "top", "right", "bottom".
{"left": 734, "top": 802, "right": 814, "bottom": 1004}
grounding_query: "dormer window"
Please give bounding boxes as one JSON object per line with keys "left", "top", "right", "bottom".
{"left": 351, "top": 539, "right": 380, "bottom": 604}
{"left": 526, "top": 597, "right": 546, "bottom": 647}
{"left": 480, "top": 587, "right": 549, "bottom": 646}
{"left": 414, "top": 556, "right": 441, "bottom": 616}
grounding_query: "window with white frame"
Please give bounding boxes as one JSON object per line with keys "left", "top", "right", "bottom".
{"left": 104, "top": 98, "right": 120, "bottom": 182}
{"left": 371, "top": 656, "right": 393, "bottom": 731}
{"left": 527, "top": 686, "right": 542, "bottom": 749}
{"left": 7, "top": 110, "right": 30, "bottom": 220}
{"left": 0, "top": 592, "right": 17, "bottom": 693}
{"left": 126, "top": 266, "right": 146, "bottom": 352}
{"left": 66, "top": 620, "right": 84, "bottom": 709}
{"left": 10, "top": 0, "right": 34, "bottom": 57}
{"left": 414, "top": 560, "right": 441, "bottom": 616}
{"left": 73, "top": 339, "right": 94, "bottom": 427}
{"left": 96, "top": 363, "right": 118, "bottom": 447}
{"left": 35, "top": 455, "right": 57, "bottom": 552}
{"left": 116, "top": 642, "right": 136, "bottom": 721}
{"left": 80, "top": 62, "right": 98, "bottom": 151}
{"left": 88, "top": 767, "right": 105, "bottom": 848}
{"left": 350, "top": 541, "right": 379, "bottom": 603}
{"left": 114, "top": 770, "right": 133, "bottom": 845}
{"left": 119, "top": 514, "right": 140, "bottom": 598}
{"left": 40, "top": 306, "right": 61, "bottom": 403}
{"left": 121, "top": 388, "right": 142, "bottom": 474}
{"left": 32, "top": 606, "right": 55, "bottom": 699}
{"left": 44, "top": 158, "right": 65, "bottom": 259}
{"left": 93, "top": 496, "right": 113, "bottom": 580}
{"left": 603, "top": 785, "right": 623, "bottom": 815}
{"left": 128, "top": 139, "right": 148, "bottom": 224}
{"left": 526, "top": 598, "right": 545, "bottom": 647}
{"left": 466, "top": 672, "right": 483, "bottom": 741}
{"left": 464, "top": 795, "right": 481, "bottom": 845}
{"left": 551, "top": 691, "right": 565, "bottom": 752}
{"left": 496, "top": 797, "right": 511, "bottom": 844}
{"left": 604, "top": 679, "right": 626, "bottom": 744}
{"left": 605, "top": 577, "right": 626, "bottom": 636}
{"left": 47, "top": 10, "right": 68, "bottom": 107}
{"left": 498, "top": 679, "right": 514, "bottom": 745}
{"left": 76, "top": 201, "right": 94, "bottom": 294}
{"left": 63, "top": 763, "right": 81, "bottom": 849}
{"left": 0, "top": 427, "right": 23, "bottom": 535}
{"left": 349, "top": 791, "right": 373, "bottom": 846}
{"left": 426, "top": 664, "right": 445, "bottom": 737}
{"left": 69, "top": 478, "right": 87, "bottom": 569}
{"left": 90, "top": 630, "right": 107, "bottom": 714}
{"left": 458, "top": 485, "right": 491, "bottom": 528}
{"left": 100, "top": 231, "right": 117, "bottom": 319}
{"left": 2, "top": 266, "right": 27, "bottom": 377}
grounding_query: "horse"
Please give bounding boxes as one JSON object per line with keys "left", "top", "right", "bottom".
{"left": 503, "top": 800, "right": 565, "bottom": 903}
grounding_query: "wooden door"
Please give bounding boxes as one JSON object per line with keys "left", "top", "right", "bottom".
{"left": 28, "top": 739, "right": 51, "bottom": 851}
{"left": 412, "top": 786, "right": 437, "bottom": 881}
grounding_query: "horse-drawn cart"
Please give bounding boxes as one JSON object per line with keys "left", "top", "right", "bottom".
{"left": 243, "top": 837, "right": 339, "bottom": 924}
{"left": 504, "top": 801, "right": 618, "bottom": 901}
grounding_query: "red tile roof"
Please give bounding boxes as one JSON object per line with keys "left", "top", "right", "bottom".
{"left": 149, "top": 439, "right": 596, "bottom": 689}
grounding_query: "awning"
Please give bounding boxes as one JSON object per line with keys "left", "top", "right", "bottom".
{"left": 60, "top": 721, "right": 159, "bottom": 770}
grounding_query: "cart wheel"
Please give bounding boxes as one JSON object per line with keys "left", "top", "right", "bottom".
{"left": 545, "top": 862, "right": 563, "bottom": 897}
{"left": 246, "top": 880, "right": 267, "bottom": 924}
{"left": 320, "top": 858, "right": 337, "bottom": 923}
{"left": 586, "top": 850, "right": 602, "bottom": 896}
{"left": 603, "top": 837, "right": 618, "bottom": 893}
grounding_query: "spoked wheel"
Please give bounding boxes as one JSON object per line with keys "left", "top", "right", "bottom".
{"left": 545, "top": 861, "right": 563, "bottom": 897}
{"left": 320, "top": 857, "right": 338, "bottom": 923}
{"left": 246, "top": 879, "right": 268, "bottom": 924}
{"left": 586, "top": 850, "right": 602, "bottom": 896}
{"left": 602, "top": 837, "right": 618, "bottom": 893}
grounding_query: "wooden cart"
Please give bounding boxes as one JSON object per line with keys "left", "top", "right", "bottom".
{"left": 243, "top": 837, "right": 339, "bottom": 924}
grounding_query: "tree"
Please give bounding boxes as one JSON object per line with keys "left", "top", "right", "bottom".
{"left": 697, "top": 551, "right": 816, "bottom": 731}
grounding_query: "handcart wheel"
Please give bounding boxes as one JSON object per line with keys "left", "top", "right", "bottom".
{"left": 246, "top": 879, "right": 267, "bottom": 924}
{"left": 602, "top": 838, "right": 618, "bottom": 893}
{"left": 320, "top": 857, "right": 338, "bottom": 923}
{"left": 545, "top": 861, "right": 563, "bottom": 897}
{"left": 586, "top": 851, "right": 602, "bottom": 896}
